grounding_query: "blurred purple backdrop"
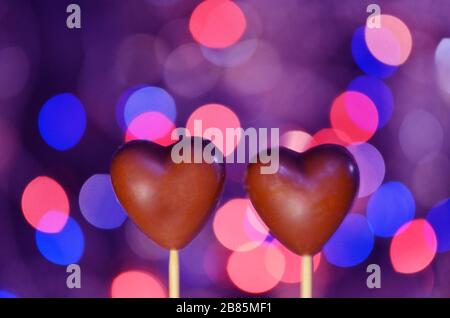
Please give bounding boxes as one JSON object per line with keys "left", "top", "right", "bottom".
{"left": 0, "top": 0, "right": 450, "bottom": 298}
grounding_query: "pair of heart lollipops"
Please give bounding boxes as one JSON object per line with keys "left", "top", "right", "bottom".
{"left": 110, "top": 137, "right": 359, "bottom": 298}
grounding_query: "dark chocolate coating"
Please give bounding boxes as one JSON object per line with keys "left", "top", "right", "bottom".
{"left": 110, "top": 138, "right": 225, "bottom": 250}
{"left": 245, "top": 144, "right": 359, "bottom": 255}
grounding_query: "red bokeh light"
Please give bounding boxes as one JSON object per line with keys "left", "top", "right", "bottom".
{"left": 186, "top": 103, "right": 241, "bottom": 156}
{"left": 308, "top": 128, "right": 349, "bottom": 148}
{"left": 189, "top": 0, "right": 247, "bottom": 49}
{"left": 330, "top": 91, "right": 378, "bottom": 144}
{"left": 390, "top": 219, "right": 437, "bottom": 274}
{"left": 227, "top": 243, "right": 285, "bottom": 294}
{"left": 21, "top": 176, "right": 69, "bottom": 233}
{"left": 111, "top": 271, "right": 166, "bottom": 298}
{"left": 213, "top": 198, "right": 268, "bottom": 252}
{"left": 125, "top": 112, "right": 176, "bottom": 146}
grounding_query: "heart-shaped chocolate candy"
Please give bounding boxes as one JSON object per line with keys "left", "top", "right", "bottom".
{"left": 111, "top": 138, "right": 225, "bottom": 250}
{"left": 245, "top": 144, "right": 359, "bottom": 255}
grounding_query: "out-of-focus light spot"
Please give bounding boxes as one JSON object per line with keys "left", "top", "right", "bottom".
{"left": 412, "top": 154, "right": 450, "bottom": 208}
{"left": 21, "top": 176, "right": 69, "bottom": 233}
{"left": 186, "top": 103, "right": 241, "bottom": 156}
{"left": 189, "top": 0, "right": 247, "bottom": 49}
{"left": 367, "top": 181, "right": 415, "bottom": 237}
{"left": 122, "top": 86, "right": 176, "bottom": 128}
{"left": 330, "top": 91, "right": 379, "bottom": 144}
{"left": 324, "top": 214, "right": 374, "bottom": 267}
{"left": 245, "top": 204, "right": 269, "bottom": 239}
{"left": 274, "top": 242, "right": 321, "bottom": 284}
{"left": 36, "top": 211, "right": 69, "bottom": 234}
{"left": 125, "top": 112, "right": 176, "bottom": 146}
{"left": 35, "top": 217, "right": 84, "bottom": 265}
{"left": 390, "top": 219, "right": 437, "bottom": 274}
{"left": 116, "top": 86, "right": 142, "bottom": 131}
{"left": 0, "top": 46, "right": 29, "bottom": 100}
{"left": 308, "top": 128, "right": 349, "bottom": 148}
{"left": 164, "top": 43, "right": 221, "bottom": 98}
{"left": 280, "top": 130, "right": 312, "bottom": 153}
{"left": 223, "top": 41, "right": 282, "bottom": 95}
{"left": 0, "top": 290, "right": 16, "bottom": 298}
{"left": 352, "top": 27, "right": 398, "bottom": 78}
{"left": 38, "top": 93, "right": 86, "bottom": 151}
{"left": 213, "top": 198, "right": 268, "bottom": 252}
{"left": 111, "top": 271, "right": 166, "bottom": 298}
{"left": 348, "top": 75, "right": 394, "bottom": 128}
{"left": 365, "top": 15, "right": 412, "bottom": 66}
{"left": 79, "top": 174, "right": 127, "bottom": 230}
{"left": 399, "top": 109, "right": 443, "bottom": 162}
{"left": 124, "top": 219, "right": 167, "bottom": 261}
{"left": 0, "top": 290, "right": 17, "bottom": 298}
{"left": 347, "top": 143, "right": 385, "bottom": 198}
{"left": 427, "top": 198, "right": 450, "bottom": 253}
{"left": 227, "top": 243, "right": 284, "bottom": 294}
{"left": 201, "top": 38, "right": 257, "bottom": 67}
{"left": 435, "top": 38, "right": 450, "bottom": 99}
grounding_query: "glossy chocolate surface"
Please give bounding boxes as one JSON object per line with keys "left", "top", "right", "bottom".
{"left": 111, "top": 138, "right": 225, "bottom": 250}
{"left": 245, "top": 144, "right": 359, "bottom": 255}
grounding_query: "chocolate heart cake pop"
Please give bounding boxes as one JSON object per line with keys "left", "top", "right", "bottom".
{"left": 110, "top": 138, "right": 225, "bottom": 250}
{"left": 245, "top": 144, "right": 359, "bottom": 255}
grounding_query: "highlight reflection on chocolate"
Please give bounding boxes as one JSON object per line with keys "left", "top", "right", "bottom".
{"left": 245, "top": 144, "right": 359, "bottom": 255}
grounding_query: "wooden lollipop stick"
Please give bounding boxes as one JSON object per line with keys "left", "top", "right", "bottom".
{"left": 169, "top": 249, "right": 180, "bottom": 298}
{"left": 301, "top": 255, "right": 312, "bottom": 298}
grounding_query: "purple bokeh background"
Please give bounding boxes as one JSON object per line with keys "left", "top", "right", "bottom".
{"left": 0, "top": 0, "right": 450, "bottom": 297}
